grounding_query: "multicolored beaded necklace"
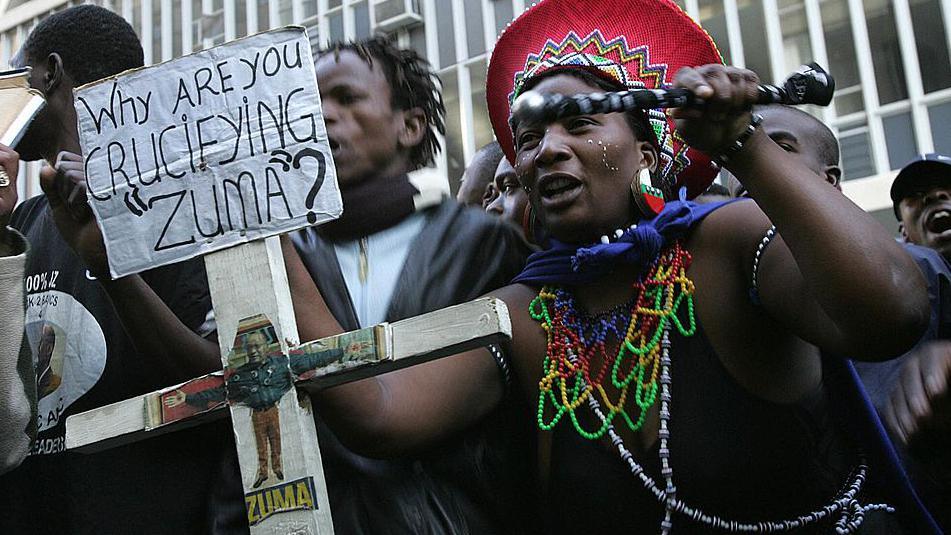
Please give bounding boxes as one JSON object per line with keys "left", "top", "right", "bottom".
{"left": 531, "top": 240, "right": 695, "bottom": 440}
{"left": 529, "top": 239, "right": 892, "bottom": 533}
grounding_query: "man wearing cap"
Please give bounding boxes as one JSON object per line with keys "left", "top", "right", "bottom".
{"left": 871, "top": 152, "right": 951, "bottom": 529}
{"left": 893, "top": 153, "right": 951, "bottom": 260}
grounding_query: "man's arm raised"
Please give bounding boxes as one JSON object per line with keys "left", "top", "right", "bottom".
{"left": 40, "top": 151, "right": 220, "bottom": 382}
{"left": 281, "top": 236, "right": 506, "bottom": 457}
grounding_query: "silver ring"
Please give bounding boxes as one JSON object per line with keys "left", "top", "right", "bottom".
{"left": 0, "top": 169, "right": 9, "bottom": 188}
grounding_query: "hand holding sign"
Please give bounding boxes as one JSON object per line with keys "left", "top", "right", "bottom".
{"left": 0, "top": 144, "right": 19, "bottom": 230}
{"left": 40, "top": 151, "right": 110, "bottom": 277}
{"left": 75, "top": 28, "right": 341, "bottom": 278}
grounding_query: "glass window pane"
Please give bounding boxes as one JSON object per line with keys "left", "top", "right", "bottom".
{"left": 278, "top": 0, "right": 292, "bottom": 25}
{"left": 375, "top": 0, "right": 406, "bottom": 21}
{"left": 435, "top": 0, "right": 456, "bottom": 68}
{"left": 303, "top": 0, "right": 318, "bottom": 20}
{"left": 410, "top": 24, "right": 427, "bottom": 60}
{"left": 863, "top": 0, "right": 908, "bottom": 105}
{"left": 839, "top": 124, "right": 875, "bottom": 180}
{"left": 354, "top": 1, "right": 370, "bottom": 39}
{"left": 257, "top": 0, "right": 268, "bottom": 33}
{"left": 151, "top": 0, "right": 162, "bottom": 58}
{"left": 929, "top": 101, "right": 951, "bottom": 156}
{"left": 910, "top": 0, "right": 951, "bottom": 94}
{"left": 193, "top": 0, "right": 204, "bottom": 51}
{"left": 328, "top": 11, "right": 344, "bottom": 43}
{"left": 236, "top": 0, "right": 247, "bottom": 37}
{"left": 172, "top": 0, "right": 182, "bottom": 56}
{"left": 441, "top": 69, "right": 465, "bottom": 186}
{"left": 882, "top": 112, "right": 918, "bottom": 170}
{"left": 821, "top": 0, "right": 863, "bottom": 115}
{"left": 328, "top": 0, "right": 341, "bottom": 7}
{"left": 463, "top": 0, "right": 485, "bottom": 57}
{"left": 736, "top": 0, "right": 772, "bottom": 82}
{"left": 778, "top": 1, "right": 812, "bottom": 74}
{"left": 469, "top": 60, "right": 492, "bottom": 148}
{"left": 698, "top": 0, "right": 731, "bottom": 64}
{"left": 493, "top": 0, "right": 514, "bottom": 37}
{"left": 131, "top": 0, "right": 142, "bottom": 37}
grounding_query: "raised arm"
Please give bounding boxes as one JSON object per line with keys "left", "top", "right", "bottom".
{"left": 281, "top": 236, "right": 506, "bottom": 457}
{"left": 673, "top": 65, "right": 928, "bottom": 359}
{"left": 39, "top": 151, "right": 220, "bottom": 382}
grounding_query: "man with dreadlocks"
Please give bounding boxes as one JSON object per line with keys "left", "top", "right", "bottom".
{"left": 287, "top": 36, "right": 536, "bottom": 534}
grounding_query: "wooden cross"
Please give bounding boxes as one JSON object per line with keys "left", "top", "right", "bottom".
{"left": 64, "top": 236, "right": 511, "bottom": 533}
{"left": 64, "top": 28, "right": 511, "bottom": 533}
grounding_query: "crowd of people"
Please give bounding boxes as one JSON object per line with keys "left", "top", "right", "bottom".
{"left": 0, "top": 0, "right": 949, "bottom": 533}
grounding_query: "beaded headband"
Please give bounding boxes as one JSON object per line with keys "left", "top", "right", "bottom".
{"left": 487, "top": 0, "right": 724, "bottom": 198}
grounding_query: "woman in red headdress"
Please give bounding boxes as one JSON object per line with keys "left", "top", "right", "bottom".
{"left": 284, "top": 0, "right": 937, "bottom": 532}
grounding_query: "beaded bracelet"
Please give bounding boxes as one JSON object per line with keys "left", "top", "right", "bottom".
{"left": 715, "top": 113, "right": 763, "bottom": 166}
{"left": 487, "top": 343, "right": 512, "bottom": 393}
{"left": 749, "top": 225, "right": 777, "bottom": 306}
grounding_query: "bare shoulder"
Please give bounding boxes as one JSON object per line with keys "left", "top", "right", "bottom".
{"left": 484, "top": 283, "right": 548, "bottom": 401}
{"left": 689, "top": 199, "right": 773, "bottom": 272}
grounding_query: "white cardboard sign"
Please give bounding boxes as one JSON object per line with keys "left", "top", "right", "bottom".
{"left": 75, "top": 27, "right": 341, "bottom": 278}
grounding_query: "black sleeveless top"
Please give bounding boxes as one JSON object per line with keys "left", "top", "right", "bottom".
{"left": 543, "top": 325, "right": 899, "bottom": 534}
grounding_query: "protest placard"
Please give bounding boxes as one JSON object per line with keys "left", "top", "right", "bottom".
{"left": 75, "top": 27, "right": 340, "bottom": 278}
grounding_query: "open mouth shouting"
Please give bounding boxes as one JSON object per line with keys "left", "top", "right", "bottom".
{"left": 537, "top": 173, "right": 584, "bottom": 209}
{"left": 925, "top": 207, "right": 951, "bottom": 238}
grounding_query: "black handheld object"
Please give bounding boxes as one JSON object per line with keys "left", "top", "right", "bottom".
{"left": 510, "top": 62, "right": 835, "bottom": 126}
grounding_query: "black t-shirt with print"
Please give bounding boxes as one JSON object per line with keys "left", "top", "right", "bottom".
{"left": 0, "top": 195, "right": 237, "bottom": 535}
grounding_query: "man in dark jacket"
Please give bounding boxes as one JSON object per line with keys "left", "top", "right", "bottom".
{"left": 291, "top": 37, "right": 536, "bottom": 534}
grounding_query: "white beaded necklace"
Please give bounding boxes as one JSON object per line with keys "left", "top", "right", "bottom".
{"left": 569, "top": 328, "right": 895, "bottom": 533}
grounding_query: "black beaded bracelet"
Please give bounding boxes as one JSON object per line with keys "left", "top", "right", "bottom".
{"left": 714, "top": 112, "right": 763, "bottom": 166}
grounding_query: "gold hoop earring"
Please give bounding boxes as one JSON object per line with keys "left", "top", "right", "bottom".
{"left": 631, "top": 167, "right": 665, "bottom": 218}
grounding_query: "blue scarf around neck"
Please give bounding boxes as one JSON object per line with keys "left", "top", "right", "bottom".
{"left": 512, "top": 189, "right": 738, "bottom": 286}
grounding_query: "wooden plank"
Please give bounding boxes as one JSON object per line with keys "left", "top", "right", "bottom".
{"left": 65, "top": 296, "right": 511, "bottom": 449}
{"left": 203, "top": 236, "right": 333, "bottom": 534}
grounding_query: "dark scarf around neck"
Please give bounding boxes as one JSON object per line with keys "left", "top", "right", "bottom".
{"left": 319, "top": 173, "right": 440, "bottom": 242}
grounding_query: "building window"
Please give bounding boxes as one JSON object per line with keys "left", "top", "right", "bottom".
{"left": 821, "top": 0, "right": 863, "bottom": 116}
{"left": 910, "top": 0, "right": 951, "bottom": 94}
{"left": 303, "top": 0, "right": 317, "bottom": 20}
{"left": 839, "top": 122, "right": 875, "bottom": 180}
{"left": 492, "top": 0, "right": 513, "bottom": 37}
{"left": 256, "top": 0, "right": 268, "bottom": 32}
{"left": 469, "top": 59, "right": 492, "bottom": 149}
{"left": 778, "top": 0, "right": 811, "bottom": 75}
{"left": 409, "top": 23, "right": 426, "bottom": 60}
{"left": 463, "top": 0, "right": 485, "bottom": 58}
{"left": 434, "top": 0, "right": 456, "bottom": 68}
{"left": 698, "top": 0, "right": 731, "bottom": 64}
{"left": 353, "top": 1, "right": 370, "bottom": 39}
{"left": 328, "top": 9, "right": 344, "bottom": 43}
{"left": 736, "top": 0, "right": 772, "bottom": 82}
{"left": 863, "top": 0, "right": 907, "bottom": 105}
{"left": 929, "top": 101, "right": 951, "bottom": 156}
{"left": 882, "top": 112, "right": 918, "bottom": 170}
{"left": 441, "top": 68, "right": 465, "bottom": 186}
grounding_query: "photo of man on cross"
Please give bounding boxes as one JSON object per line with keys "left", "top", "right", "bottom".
{"left": 165, "top": 315, "right": 348, "bottom": 489}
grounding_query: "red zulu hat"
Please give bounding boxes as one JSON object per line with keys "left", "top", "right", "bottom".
{"left": 487, "top": 0, "right": 724, "bottom": 198}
